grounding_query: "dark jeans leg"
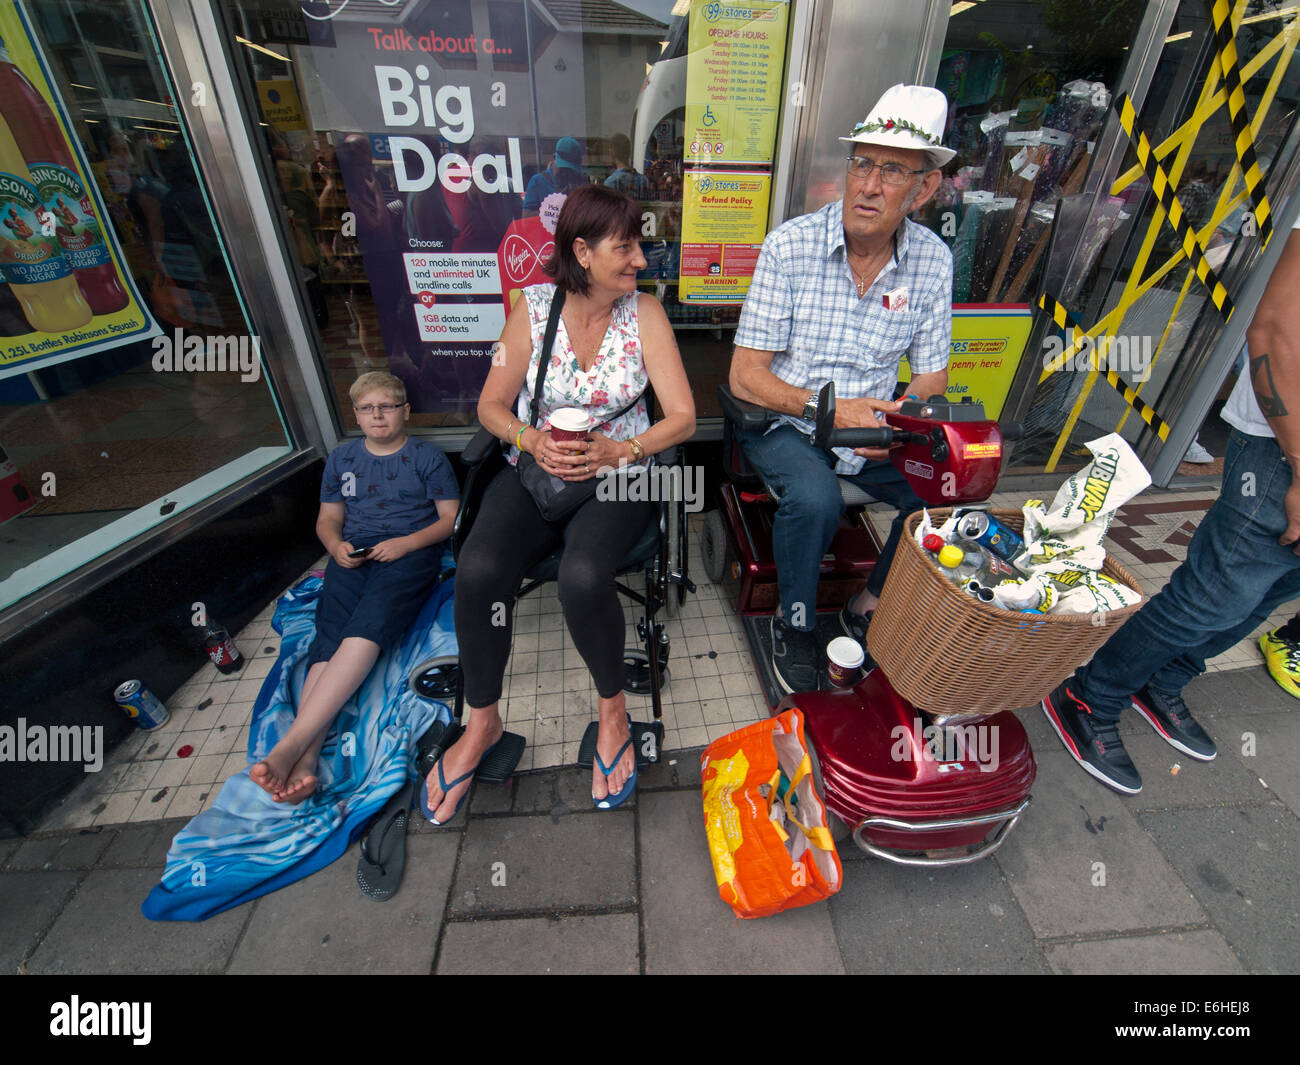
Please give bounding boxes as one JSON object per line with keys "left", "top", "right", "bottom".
{"left": 1076, "top": 430, "right": 1300, "bottom": 719}
{"left": 737, "top": 424, "right": 842, "bottom": 632}
{"left": 844, "top": 458, "right": 928, "bottom": 597}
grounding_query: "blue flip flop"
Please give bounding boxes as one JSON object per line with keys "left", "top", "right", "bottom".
{"left": 419, "top": 738, "right": 500, "bottom": 826}
{"left": 593, "top": 714, "right": 637, "bottom": 810}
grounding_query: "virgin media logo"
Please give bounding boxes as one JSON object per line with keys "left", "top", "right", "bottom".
{"left": 502, "top": 233, "right": 554, "bottom": 283}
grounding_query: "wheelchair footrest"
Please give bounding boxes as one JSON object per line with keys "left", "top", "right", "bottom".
{"left": 414, "top": 719, "right": 525, "bottom": 786}
{"left": 577, "top": 719, "right": 664, "bottom": 769}
{"left": 476, "top": 731, "right": 526, "bottom": 784}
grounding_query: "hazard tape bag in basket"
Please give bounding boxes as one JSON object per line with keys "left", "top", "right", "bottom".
{"left": 700, "top": 707, "right": 842, "bottom": 919}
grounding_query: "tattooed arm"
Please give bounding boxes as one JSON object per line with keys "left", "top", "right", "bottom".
{"left": 1245, "top": 228, "right": 1300, "bottom": 548}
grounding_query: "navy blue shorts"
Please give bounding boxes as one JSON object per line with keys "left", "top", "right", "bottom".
{"left": 306, "top": 545, "right": 443, "bottom": 667}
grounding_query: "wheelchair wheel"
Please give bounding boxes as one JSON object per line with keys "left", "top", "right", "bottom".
{"left": 409, "top": 656, "right": 461, "bottom": 700}
{"left": 701, "top": 508, "right": 727, "bottom": 584}
{"left": 623, "top": 648, "right": 669, "bottom": 696}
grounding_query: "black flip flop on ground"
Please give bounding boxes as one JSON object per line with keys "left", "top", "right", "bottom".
{"left": 356, "top": 776, "right": 417, "bottom": 902}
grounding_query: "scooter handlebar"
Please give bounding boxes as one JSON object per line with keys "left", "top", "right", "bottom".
{"left": 826, "top": 426, "right": 896, "bottom": 449}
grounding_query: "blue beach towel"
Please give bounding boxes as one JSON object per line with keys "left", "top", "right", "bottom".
{"left": 141, "top": 568, "right": 456, "bottom": 921}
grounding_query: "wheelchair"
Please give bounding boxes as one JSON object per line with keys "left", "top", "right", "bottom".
{"left": 409, "top": 397, "right": 695, "bottom": 783}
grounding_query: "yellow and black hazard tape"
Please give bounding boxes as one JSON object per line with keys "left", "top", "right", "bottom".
{"left": 1210, "top": 0, "right": 1275, "bottom": 246}
{"left": 1115, "top": 93, "right": 1235, "bottom": 322}
{"left": 1037, "top": 291, "right": 1172, "bottom": 441}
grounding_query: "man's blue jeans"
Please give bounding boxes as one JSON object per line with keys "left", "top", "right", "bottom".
{"left": 1076, "top": 429, "right": 1300, "bottom": 720}
{"left": 737, "top": 423, "right": 925, "bottom": 632}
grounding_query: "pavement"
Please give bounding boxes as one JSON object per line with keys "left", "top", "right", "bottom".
{"left": 3, "top": 664, "right": 1296, "bottom": 975}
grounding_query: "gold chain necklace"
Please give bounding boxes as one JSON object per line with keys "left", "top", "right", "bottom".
{"left": 847, "top": 249, "right": 886, "bottom": 298}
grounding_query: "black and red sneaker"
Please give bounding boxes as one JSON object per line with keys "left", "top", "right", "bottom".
{"left": 1131, "top": 685, "right": 1217, "bottom": 761}
{"left": 1042, "top": 678, "right": 1142, "bottom": 794}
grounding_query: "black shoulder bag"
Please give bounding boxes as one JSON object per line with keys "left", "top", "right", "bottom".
{"left": 516, "top": 288, "right": 644, "bottom": 521}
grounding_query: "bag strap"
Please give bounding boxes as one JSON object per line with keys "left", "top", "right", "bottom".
{"left": 528, "top": 287, "right": 645, "bottom": 430}
{"left": 528, "top": 288, "right": 566, "bottom": 429}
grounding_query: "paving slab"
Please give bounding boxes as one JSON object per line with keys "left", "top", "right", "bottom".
{"left": 228, "top": 833, "right": 457, "bottom": 974}
{"left": 639, "top": 789, "right": 845, "bottom": 974}
{"left": 26, "top": 867, "right": 246, "bottom": 973}
{"left": 1042, "top": 929, "right": 1246, "bottom": 975}
{"left": 437, "top": 913, "right": 639, "bottom": 974}
{"left": 994, "top": 750, "right": 1206, "bottom": 938}
{"left": 513, "top": 766, "right": 601, "bottom": 816}
{"left": 449, "top": 811, "right": 636, "bottom": 915}
{"left": 9, "top": 837, "right": 63, "bottom": 871}
{"left": 1205, "top": 710, "right": 1300, "bottom": 818}
{"left": 99, "top": 823, "right": 174, "bottom": 868}
{"left": 1137, "top": 803, "right": 1300, "bottom": 974}
{"left": 639, "top": 746, "right": 703, "bottom": 791}
{"left": 1185, "top": 667, "right": 1293, "bottom": 717}
{"left": 49, "top": 829, "right": 115, "bottom": 870}
{"left": 827, "top": 855, "right": 1047, "bottom": 974}
{"left": 0, "top": 871, "right": 81, "bottom": 973}
{"left": 1120, "top": 730, "right": 1271, "bottom": 811}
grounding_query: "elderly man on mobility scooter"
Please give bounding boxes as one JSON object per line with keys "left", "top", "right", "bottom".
{"left": 729, "top": 84, "right": 956, "bottom": 693}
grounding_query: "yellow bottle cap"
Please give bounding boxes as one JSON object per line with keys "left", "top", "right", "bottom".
{"left": 938, "top": 545, "right": 964, "bottom": 568}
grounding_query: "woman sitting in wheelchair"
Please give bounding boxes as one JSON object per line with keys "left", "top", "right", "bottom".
{"left": 425, "top": 184, "right": 695, "bottom": 820}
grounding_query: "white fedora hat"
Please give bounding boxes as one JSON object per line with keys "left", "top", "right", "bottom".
{"left": 841, "top": 83, "right": 955, "bottom": 168}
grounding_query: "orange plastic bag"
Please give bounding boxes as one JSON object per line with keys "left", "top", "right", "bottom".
{"left": 700, "top": 707, "right": 843, "bottom": 919}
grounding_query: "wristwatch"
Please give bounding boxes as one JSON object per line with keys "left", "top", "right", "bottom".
{"left": 628, "top": 437, "right": 645, "bottom": 462}
{"left": 801, "top": 391, "right": 819, "bottom": 422}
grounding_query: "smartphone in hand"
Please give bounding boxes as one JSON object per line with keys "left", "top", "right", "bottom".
{"left": 348, "top": 546, "right": 372, "bottom": 559}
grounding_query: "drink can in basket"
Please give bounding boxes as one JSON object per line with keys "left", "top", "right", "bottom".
{"left": 114, "top": 680, "right": 170, "bottom": 731}
{"left": 957, "top": 510, "right": 1026, "bottom": 564}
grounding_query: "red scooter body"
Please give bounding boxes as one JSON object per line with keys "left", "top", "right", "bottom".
{"left": 884, "top": 398, "right": 1005, "bottom": 507}
{"left": 778, "top": 671, "right": 1035, "bottom": 864}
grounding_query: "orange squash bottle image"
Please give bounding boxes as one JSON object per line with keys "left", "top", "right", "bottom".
{"left": 0, "top": 111, "right": 92, "bottom": 333}
{"left": 0, "top": 35, "right": 129, "bottom": 314}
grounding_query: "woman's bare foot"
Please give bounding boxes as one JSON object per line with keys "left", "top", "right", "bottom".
{"left": 424, "top": 711, "right": 504, "bottom": 823}
{"left": 592, "top": 695, "right": 634, "bottom": 805}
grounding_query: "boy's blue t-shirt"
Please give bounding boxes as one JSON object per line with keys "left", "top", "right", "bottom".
{"left": 320, "top": 437, "right": 458, "bottom": 544}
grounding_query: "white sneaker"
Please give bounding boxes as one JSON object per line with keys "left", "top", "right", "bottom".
{"left": 1183, "top": 440, "right": 1213, "bottom": 463}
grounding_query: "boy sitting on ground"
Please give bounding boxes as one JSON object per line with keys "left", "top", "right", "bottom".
{"left": 252, "top": 371, "right": 459, "bottom": 803}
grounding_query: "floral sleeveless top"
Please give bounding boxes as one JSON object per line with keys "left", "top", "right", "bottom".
{"left": 509, "top": 282, "right": 652, "bottom": 468}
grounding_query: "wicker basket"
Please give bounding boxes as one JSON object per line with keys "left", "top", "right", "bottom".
{"left": 866, "top": 509, "right": 1144, "bottom": 716}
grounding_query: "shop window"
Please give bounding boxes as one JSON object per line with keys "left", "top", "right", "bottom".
{"left": 0, "top": 0, "right": 292, "bottom": 612}
{"left": 905, "top": 0, "right": 1146, "bottom": 421}
{"left": 219, "top": 0, "right": 795, "bottom": 429}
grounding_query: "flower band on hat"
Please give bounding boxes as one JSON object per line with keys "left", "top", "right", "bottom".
{"left": 848, "top": 117, "right": 943, "bottom": 147}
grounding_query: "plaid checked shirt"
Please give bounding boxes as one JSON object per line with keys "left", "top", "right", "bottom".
{"left": 734, "top": 201, "right": 953, "bottom": 472}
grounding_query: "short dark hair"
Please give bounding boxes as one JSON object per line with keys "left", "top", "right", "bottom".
{"left": 544, "top": 184, "right": 641, "bottom": 295}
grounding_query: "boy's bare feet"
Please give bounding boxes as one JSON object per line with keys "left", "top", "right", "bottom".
{"left": 277, "top": 750, "right": 319, "bottom": 804}
{"left": 592, "top": 694, "right": 634, "bottom": 804}
{"left": 250, "top": 750, "right": 294, "bottom": 799}
{"left": 424, "top": 711, "right": 504, "bottom": 823}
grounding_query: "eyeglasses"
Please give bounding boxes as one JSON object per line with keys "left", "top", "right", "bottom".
{"left": 845, "top": 155, "right": 927, "bottom": 185}
{"left": 354, "top": 403, "right": 403, "bottom": 415}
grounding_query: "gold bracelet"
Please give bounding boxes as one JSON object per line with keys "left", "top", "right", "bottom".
{"left": 628, "top": 437, "right": 644, "bottom": 462}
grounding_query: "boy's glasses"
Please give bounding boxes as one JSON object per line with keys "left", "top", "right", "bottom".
{"left": 354, "top": 403, "right": 403, "bottom": 415}
{"left": 845, "top": 155, "right": 926, "bottom": 185}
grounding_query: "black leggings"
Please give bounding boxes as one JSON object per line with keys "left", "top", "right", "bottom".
{"left": 454, "top": 464, "right": 655, "bottom": 706}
